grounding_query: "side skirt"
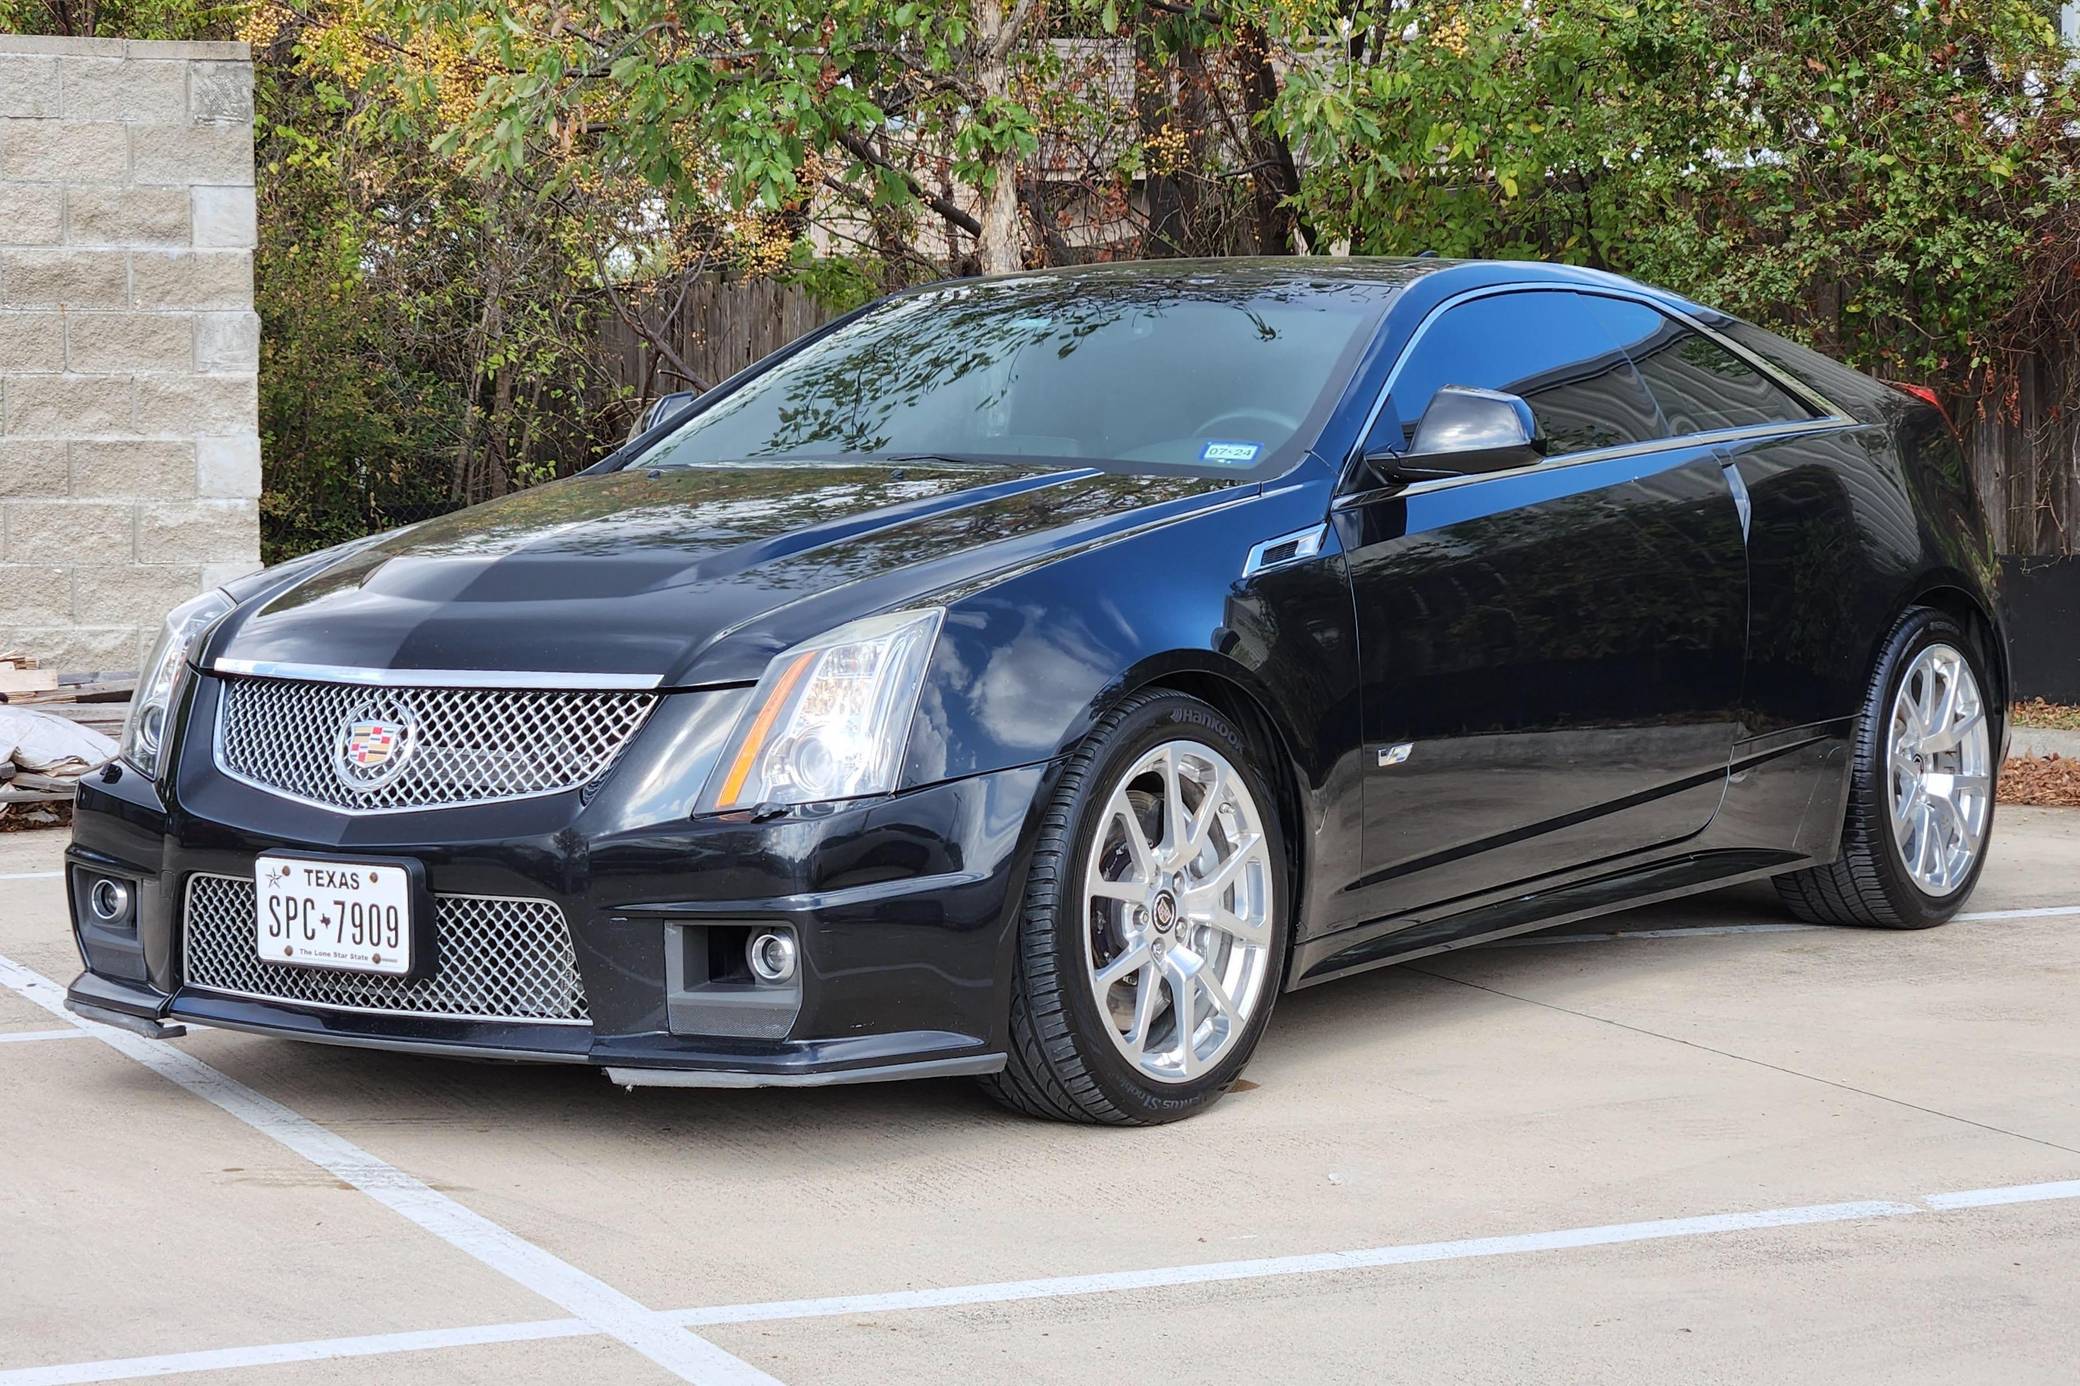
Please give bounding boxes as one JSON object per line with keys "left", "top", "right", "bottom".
{"left": 1289, "top": 847, "right": 1806, "bottom": 988}
{"left": 1289, "top": 715, "right": 1857, "bottom": 989}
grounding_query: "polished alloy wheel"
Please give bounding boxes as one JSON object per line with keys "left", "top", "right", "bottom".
{"left": 1082, "top": 739, "right": 1275, "bottom": 1084}
{"left": 1887, "top": 642, "right": 1991, "bottom": 896}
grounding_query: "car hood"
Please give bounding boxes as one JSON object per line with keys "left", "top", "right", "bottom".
{"left": 209, "top": 463, "right": 1246, "bottom": 687}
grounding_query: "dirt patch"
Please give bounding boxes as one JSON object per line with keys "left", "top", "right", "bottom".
{"left": 2014, "top": 698, "right": 2080, "bottom": 731}
{"left": 0, "top": 803, "right": 70, "bottom": 832}
{"left": 2000, "top": 756, "right": 2080, "bottom": 808}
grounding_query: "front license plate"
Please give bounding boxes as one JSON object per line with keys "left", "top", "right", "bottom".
{"left": 256, "top": 854, "right": 414, "bottom": 976}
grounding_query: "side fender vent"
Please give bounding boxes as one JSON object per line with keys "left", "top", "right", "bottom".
{"left": 1242, "top": 524, "right": 1329, "bottom": 577}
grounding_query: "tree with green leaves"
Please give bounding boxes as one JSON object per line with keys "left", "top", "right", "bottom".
{"left": 1269, "top": 0, "right": 2079, "bottom": 402}
{"left": 13, "top": 0, "right": 2080, "bottom": 557}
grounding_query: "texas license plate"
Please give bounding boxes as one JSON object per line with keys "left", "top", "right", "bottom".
{"left": 256, "top": 854, "right": 415, "bottom": 976}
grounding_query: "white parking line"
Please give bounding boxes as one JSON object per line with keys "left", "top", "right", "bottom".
{"left": 0, "top": 1028, "right": 87, "bottom": 1045}
{"left": 1922, "top": 1178, "right": 2080, "bottom": 1210}
{"left": 9, "top": 1175, "right": 2080, "bottom": 1385}
{"left": 6, "top": 902, "right": 2080, "bottom": 1385}
{"left": 0, "top": 870, "right": 62, "bottom": 881}
{"left": 670, "top": 1197, "right": 1928, "bottom": 1325}
{"left": 0, "top": 953, "right": 781, "bottom": 1386}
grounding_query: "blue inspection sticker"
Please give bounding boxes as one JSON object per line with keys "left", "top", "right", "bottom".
{"left": 1199, "top": 440, "right": 1262, "bottom": 463}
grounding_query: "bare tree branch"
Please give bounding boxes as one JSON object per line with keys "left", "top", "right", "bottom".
{"left": 833, "top": 129, "right": 983, "bottom": 236}
{"left": 988, "top": 0, "right": 1045, "bottom": 63}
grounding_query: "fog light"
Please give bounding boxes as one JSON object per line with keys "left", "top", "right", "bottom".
{"left": 89, "top": 877, "right": 132, "bottom": 923}
{"left": 746, "top": 930, "right": 797, "bottom": 984}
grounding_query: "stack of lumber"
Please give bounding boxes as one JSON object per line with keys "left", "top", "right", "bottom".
{"left": 0, "top": 651, "right": 133, "bottom": 816}
{"left": 0, "top": 654, "right": 134, "bottom": 737}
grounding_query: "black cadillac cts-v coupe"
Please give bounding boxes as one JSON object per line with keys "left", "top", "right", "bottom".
{"left": 66, "top": 258, "right": 2007, "bottom": 1123}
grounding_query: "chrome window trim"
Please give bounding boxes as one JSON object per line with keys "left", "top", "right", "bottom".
{"left": 1341, "top": 281, "right": 1855, "bottom": 494}
{"left": 1241, "top": 523, "right": 1330, "bottom": 577}
{"left": 180, "top": 873, "right": 592, "bottom": 1027}
{"left": 1334, "top": 417, "right": 1863, "bottom": 508}
{"left": 211, "top": 658, "right": 663, "bottom": 692}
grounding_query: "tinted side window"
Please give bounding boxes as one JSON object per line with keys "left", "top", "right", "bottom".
{"left": 1374, "top": 291, "right": 1665, "bottom": 457}
{"left": 1719, "top": 319, "right": 1882, "bottom": 420}
{"left": 1611, "top": 311, "right": 1814, "bottom": 434}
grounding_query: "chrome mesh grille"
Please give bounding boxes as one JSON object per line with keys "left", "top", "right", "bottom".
{"left": 182, "top": 874, "right": 590, "bottom": 1023}
{"left": 214, "top": 675, "right": 655, "bottom": 812}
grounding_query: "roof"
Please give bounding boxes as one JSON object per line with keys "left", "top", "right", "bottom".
{"left": 949, "top": 256, "right": 1670, "bottom": 297}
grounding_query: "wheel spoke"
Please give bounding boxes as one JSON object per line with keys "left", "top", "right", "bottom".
{"left": 1128, "top": 967, "right": 1161, "bottom": 1050}
{"left": 1933, "top": 660, "right": 1962, "bottom": 735}
{"left": 1088, "top": 876, "right": 1145, "bottom": 905}
{"left": 1167, "top": 961, "right": 1197, "bottom": 1078}
{"left": 1200, "top": 969, "right": 1242, "bottom": 1022}
{"left": 1182, "top": 832, "right": 1262, "bottom": 904}
{"left": 1895, "top": 787, "right": 1918, "bottom": 848}
{"left": 1161, "top": 746, "right": 1190, "bottom": 860}
{"left": 1915, "top": 802, "right": 1940, "bottom": 878}
{"left": 1203, "top": 902, "right": 1267, "bottom": 946}
{"left": 1953, "top": 805, "right": 1981, "bottom": 859}
{"left": 1923, "top": 706, "right": 1983, "bottom": 754}
{"left": 1928, "top": 784, "right": 1982, "bottom": 856}
{"left": 1183, "top": 762, "right": 1223, "bottom": 859}
{"left": 1108, "top": 790, "right": 1156, "bottom": 881}
{"left": 1912, "top": 667, "right": 1939, "bottom": 731}
{"left": 1094, "top": 942, "right": 1151, "bottom": 992}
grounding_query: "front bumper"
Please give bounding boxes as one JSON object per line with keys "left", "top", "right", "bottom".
{"left": 66, "top": 681, "right": 1054, "bottom": 1087}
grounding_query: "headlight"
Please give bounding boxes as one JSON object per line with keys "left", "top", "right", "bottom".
{"left": 121, "top": 589, "right": 234, "bottom": 779}
{"left": 700, "top": 608, "right": 944, "bottom": 811}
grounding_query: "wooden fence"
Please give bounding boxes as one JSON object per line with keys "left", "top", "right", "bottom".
{"left": 597, "top": 274, "right": 832, "bottom": 402}
{"left": 1966, "top": 353, "right": 2079, "bottom": 558}
{"left": 596, "top": 272, "right": 2077, "bottom": 559}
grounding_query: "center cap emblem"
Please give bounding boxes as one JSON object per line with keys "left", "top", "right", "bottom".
{"left": 1151, "top": 891, "right": 1178, "bottom": 931}
{"left": 333, "top": 698, "right": 418, "bottom": 792}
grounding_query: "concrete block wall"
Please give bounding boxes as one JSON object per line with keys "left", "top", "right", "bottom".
{"left": 0, "top": 35, "right": 261, "bottom": 671}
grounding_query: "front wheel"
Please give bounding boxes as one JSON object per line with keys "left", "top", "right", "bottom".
{"left": 980, "top": 689, "right": 1289, "bottom": 1124}
{"left": 1775, "top": 608, "right": 1997, "bottom": 928}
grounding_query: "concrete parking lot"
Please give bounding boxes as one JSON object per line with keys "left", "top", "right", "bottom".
{"left": 3, "top": 808, "right": 2077, "bottom": 1385}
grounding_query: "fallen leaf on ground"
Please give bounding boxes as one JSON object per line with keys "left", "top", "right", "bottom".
{"left": 2000, "top": 755, "right": 2080, "bottom": 808}
{"left": 2013, "top": 698, "right": 2080, "bottom": 731}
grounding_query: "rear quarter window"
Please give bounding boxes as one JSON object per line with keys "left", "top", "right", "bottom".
{"left": 1622, "top": 320, "right": 1815, "bottom": 434}
{"left": 1717, "top": 320, "right": 1889, "bottom": 422}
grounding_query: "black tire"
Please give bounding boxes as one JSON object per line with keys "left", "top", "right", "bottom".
{"left": 978, "top": 688, "right": 1291, "bottom": 1125}
{"left": 1774, "top": 608, "right": 1998, "bottom": 929}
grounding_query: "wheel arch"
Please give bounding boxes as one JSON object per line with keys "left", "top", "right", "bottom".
{"left": 1123, "top": 659, "right": 1312, "bottom": 984}
{"left": 1904, "top": 580, "right": 2010, "bottom": 739}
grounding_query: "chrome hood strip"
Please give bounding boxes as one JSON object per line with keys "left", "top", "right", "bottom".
{"left": 211, "top": 658, "right": 663, "bottom": 691}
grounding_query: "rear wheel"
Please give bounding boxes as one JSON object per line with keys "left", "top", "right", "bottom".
{"left": 1775, "top": 608, "right": 1997, "bottom": 928}
{"left": 980, "top": 689, "right": 1289, "bottom": 1124}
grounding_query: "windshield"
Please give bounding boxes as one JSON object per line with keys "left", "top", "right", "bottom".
{"left": 639, "top": 272, "right": 1388, "bottom": 476}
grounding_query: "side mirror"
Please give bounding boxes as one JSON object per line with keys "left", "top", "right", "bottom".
{"left": 1366, "top": 386, "right": 1548, "bottom": 483}
{"left": 627, "top": 389, "right": 700, "bottom": 445}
